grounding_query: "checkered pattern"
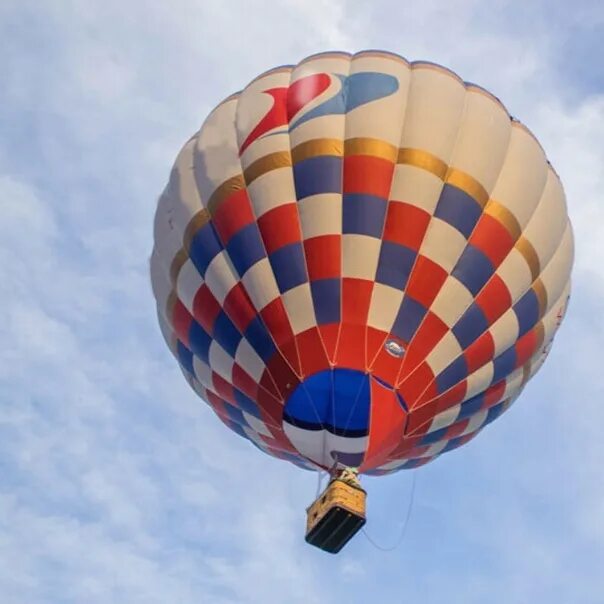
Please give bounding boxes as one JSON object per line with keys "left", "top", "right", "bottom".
{"left": 150, "top": 50, "right": 573, "bottom": 475}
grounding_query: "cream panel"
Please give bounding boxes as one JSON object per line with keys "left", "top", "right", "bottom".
{"left": 400, "top": 67, "right": 467, "bottom": 160}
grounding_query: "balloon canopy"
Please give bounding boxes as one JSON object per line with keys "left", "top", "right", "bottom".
{"left": 150, "top": 50, "right": 573, "bottom": 476}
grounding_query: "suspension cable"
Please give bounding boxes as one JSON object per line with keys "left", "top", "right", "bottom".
{"left": 361, "top": 470, "right": 417, "bottom": 552}
{"left": 315, "top": 468, "right": 329, "bottom": 498}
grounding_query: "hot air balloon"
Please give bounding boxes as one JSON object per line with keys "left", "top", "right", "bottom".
{"left": 150, "top": 50, "right": 573, "bottom": 553}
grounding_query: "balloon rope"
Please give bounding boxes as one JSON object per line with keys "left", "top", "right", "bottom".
{"left": 361, "top": 471, "right": 417, "bottom": 552}
{"left": 315, "top": 470, "right": 326, "bottom": 499}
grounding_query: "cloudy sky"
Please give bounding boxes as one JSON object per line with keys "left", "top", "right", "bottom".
{"left": 1, "top": 1, "right": 603, "bottom": 602}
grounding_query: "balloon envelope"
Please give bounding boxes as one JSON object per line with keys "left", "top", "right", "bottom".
{"left": 150, "top": 50, "right": 573, "bottom": 475}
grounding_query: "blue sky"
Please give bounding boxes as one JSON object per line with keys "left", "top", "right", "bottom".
{"left": 1, "top": 1, "right": 603, "bottom": 602}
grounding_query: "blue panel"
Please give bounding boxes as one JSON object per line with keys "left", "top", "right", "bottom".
{"left": 485, "top": 402, "right": 505, "bottom": 425}
{"left": 401, "top": 458, "right": 428, "bottom": 469}
{"left": 176, "top": 340, "right": 194, "bottom": 375}
{"left": 249, "top": 440, "right": 265, "bottom": 454}
{"left": 243, "top": 316, "right": 276, "bottom": 362}
{"left": 332, "top": 369, "right": 370, "bottom": 434}
{"left": 293, "top": 156, "right": 342, "bottom": 199}
{"left": 513, "top": 289, "right": 540, "bottom": 336}
{"left": 284, "top": 371, "right": 331, "bottom": 428}
{"left": 227, "top": 419, "right": 249, "bottom": 440}
{"left": 188, "top": 222, "right": 223, "bottom": 276}
{"left": 345, "top": 72, "right": 399, "bottom": 111}
{"left": 302, "top": 370, "right": 332, "bottom": 418}
{"left": 290, "top": 75, "right": 347, "bottom": 129}
{"left": 375, "top": 241, "right": 416, "bottom": 290}
{"left": 212, "top": 311, "right": 242, "bottom": 357}
{"left": 188, "top": 321, "right": 212, "bottom": 364}
{"left": 458, "top": 393, "right": 485, "bottom": 420}
{"left": 421, "top": 427, "right": 448, "bottom": 446}
{"left": 373, "top": 374, "right": 395, "bottom": 390}
{"left": 396, "top": 391, "right": 409, "bottom": 412}
{"left": 269, "top": 242, "right": 308, "bottom": 292}
{"left": 224, "top": 403, "right": 246, "bottom": 427}
{"left": 283, "top": 368, "right": 371, "bottom": 437}
{"left": 436, "top": 356, "right": 468, "bottom": 393}
{"left": 492, "top": 346, "right": 517, "bottom": 384}
{"left": 329, "top": 450, "right": 365, "bottom": 467}
{"left": 434, "top": 184, "right": 482, "bottom": 238}
{"left": 234, "top": 389, "right": 261, "bottom": 419}
{"left": 311, "top": 278, "right": 340, "bottom": 325}
{"left": 452, "top": 303, "right": 489, "bottom": 349}
{"left": 391, "top": 296, "right": 427, "bottom": 342}
{"left": 342, "top": 193, "right": 387, "bottom": 237}
{"left": 226, "top": 223, "right": 266, "bottom": 276}
{"left": 452, "top": 245, "right": 495, "bottom": 295}
{"left": 441, "top": 436, "right": 468, "bottom": 453}
{"left": 290, "top": 73, "right": 398, "bottom": 130}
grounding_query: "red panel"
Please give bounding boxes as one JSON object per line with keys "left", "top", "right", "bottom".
{"left": 405, "top": 399, "right": 439, "bottom": 435}
{"left": 514, "top": 328, "right": 540, "bottom": 368}
{"left": 483, "top": 380, "right": 506, "bottom": 407}
{"left": 211, "top": 188, "right": 255, "bottom": 244}
{"left": 475, "top": 274, "right": 512, "bottom": 325}
{"left": 193, "top": 284, "right": 222, "bottom": 334}
{"left": 403, "top": 444, "right": 431, "bottom": 459}
{"left": 398, "top": 361, "right": 434, "bottom": 409}
{"left": 405, "top": 256, "right": 448, "bottom": 308}
{"left": 389, "top": 434, "right": 424, "bottom": 457}
{"left": 272, "top": 423, "right": 300, "bottom": 453}
{"left": 205, "top": 389, "right": 229, "bottom": 419}
{"left": 296, "top": 327, "right": 330, "bottom": 377}
{"left": 259, "top": 368, "right": 281, "bottom": 400}
{"left": 419, "top": 382, "right": 439, "bottom": 405}
{"left": 334, "top": 323, "right": 366, "bottom": 371}
{"left": 257, "top": 203, "right": 301, "bottom": 254}
{"left": 212, "top": 373, "right": 236, "bottom": 405}
{"left": 366, "top": 326, "right": 387, "bottom": 362}
{"left": 231, "top": 364, "right": 259, "bottom": 401}
{"left": 419, "top": 380, "right": 467, "bottom": 410}
{"left": 318, "top": 323, "right": 340, "bottom": 362}
{"left": 360, "top": 378, "right": 407, "bottom": 472}
{"left": 222, "top": 283, "right": 257, "bottom": 332}
{"left": 171, "top": 299, "right": 193, "bottom": 346}
{"left": 260, "top": 431, "right": 298, "bottom": 455}
{"left": 372, "top": 352, "right": 406, "bottom": 387}
{"left": 343, "top": 156, "right": 394, "bottom": 198}
{"left": 341, "top": 277, "right": 373, "bottom": 325}
{"left": 266, "top": 352, "right": 301, "bottom": 401}
{"left": 260, "top": 298, "right": 294, "bottom": 347}
{"left": 287, "top": 73, "right": 331, "bottom": 122}
{"left": 398, "top": 312, "right": 448, "bottom": 381}
{"left": 304, "top": 235, "right": 341, "bottom": 280}
{"left": 469, "top": 214, "right": 515, "bottom": 266}
{"left": 366, "top": 326, "right": 390, "bottom": 369}
{"left": 463, "top": 332, "right": 495, "bottom": 373}
{"left": 255, "top": 384, "right": 284, "bottom": 426}
{"left": 280, "top": 339, "right": 302, "bottom": 379}
{"left": 383, "top": 202, "right": 431, "bottom": 251}
{"left": 241, "top": 87, "right": 289, "bottom": 154}
{"left": 443, "top": 418, "right": 470, "bottom": 440}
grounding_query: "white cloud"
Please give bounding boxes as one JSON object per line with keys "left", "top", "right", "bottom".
{"left": 0, "top": 1, "right": 603, "bottom": 602}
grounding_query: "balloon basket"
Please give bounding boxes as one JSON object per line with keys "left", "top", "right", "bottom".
{"left": 305, "top": 474, "right": 366, "bottom": 553}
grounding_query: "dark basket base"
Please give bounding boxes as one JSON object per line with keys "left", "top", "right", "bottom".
{"left": 305, "top": 505, "right": 366, "bottom": 554}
